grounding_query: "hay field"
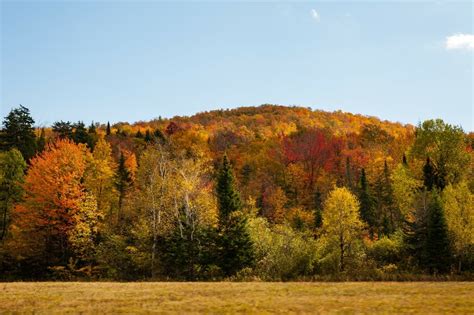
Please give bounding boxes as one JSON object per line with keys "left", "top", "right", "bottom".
{"left": 1, "top": 282, "right": 473, "bottom": 314}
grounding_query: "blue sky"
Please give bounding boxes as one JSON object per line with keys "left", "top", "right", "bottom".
{"left": 1, "top": 1, "right": 472, "bottom": 130}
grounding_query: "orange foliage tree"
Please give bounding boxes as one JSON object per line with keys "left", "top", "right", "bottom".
{"left": 8, "top": 139, "right": 89, "bottom": 269}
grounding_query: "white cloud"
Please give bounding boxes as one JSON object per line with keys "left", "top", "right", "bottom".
{"left": 445, "top": 34, "right": 474, "bottom": 51}
{"left": 311, "top": 9, "right": 320, "bottom": 22}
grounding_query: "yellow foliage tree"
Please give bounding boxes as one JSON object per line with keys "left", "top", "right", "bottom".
{"left": 321, "top": 187, "right": 364, "bottom": 271}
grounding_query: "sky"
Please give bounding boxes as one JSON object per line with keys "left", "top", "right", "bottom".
{"left": 1, "top": 1, "right": 473, "bottom": 130}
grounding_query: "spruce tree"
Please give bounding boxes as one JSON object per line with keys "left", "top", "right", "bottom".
{"left": 423, "top": 157, "right": 436, "bottom": 191}
{"left": 115, "top": 152, "right": 132, "bottom": 221}
{"left": 106, "top": 122, "right": 111, "bottom": 136}
{"left": 0, "top": 105, "right": 37, "bottom": 161}
{"left": 216, "top": 154, "right": 254, "bottom": 276}
{"left": 313, "top": 190, "right": 323, "bottom": 229}
{"left": 358, "top": 168, "right": 376, "bottom": 238}
{"left": 144, "top": 130, "right": 152, "bottom": 143}
{"left": 217, "top": 155, "right": 242, "bottom": 223}
{"left": 425, "top": 191, "right": 452, "bottom": 273}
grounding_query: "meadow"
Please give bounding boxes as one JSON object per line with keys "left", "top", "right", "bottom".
{"left": 1, "top": 282, "right": 473, "bottom": 314}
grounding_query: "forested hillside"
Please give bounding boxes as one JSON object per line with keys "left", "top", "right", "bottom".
{"left": 0, "top": 104, "right": 472, "bottom": 280}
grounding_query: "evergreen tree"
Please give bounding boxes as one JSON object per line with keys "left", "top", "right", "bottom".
{"left": 36, "top": 128, "right": 46, "bottom": 154}
{"left": 144, "top": 130, "right": 152, "bottom": 143}
{"left": 216, "top": 154, "right": 254, "bottom": 276}
{"left": 135, "top": 130, "right": 143, "bottom": 139}
{"left": 345, "top": 156, "right": 353, "bottom": 190}
{"left": 216, "top": 155, "right": 242, "bottom": 224}
{"left": 153, "top": 129, "right": 166, "bottom": 143}
{"left": 358, "top": 168, "right": 376, "bottom": 238}
{"left": 115, "top": 152, "right": 132, "bottom": 221}
{"left": 423, "top": 157, "right": 436, "bottom": 191}
{"left": 371, "top": 161, "right": 398, "bottom": 237}
{"left": 0, "top": 105, "right": 37, "bottom": 161}
{"left": 106, "top": 122, "right": 111, "bottom": 136}
{"left": 87, "top": 122, "right": 98, "bottom": 149}
{"left": 88, "top": 122, "right": 97, "bottom": 134}
{"left": 425, "top": 191, "right": 452, "bottom": 273}
{"left": 72, "top": 121, "right": 90, "bottom": 145}
{"left": 313, "top": 189, "right": 323, "bottom": 229}
{"left": 52, "top": 121, "right": 73, "bottom": 140}
{"left": 402, "top": 153, "right": 408, "bottom": 166}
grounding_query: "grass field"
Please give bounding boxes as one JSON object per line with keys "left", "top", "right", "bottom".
{"left": 1, "top": 282, "right": 473, "bottom": 314}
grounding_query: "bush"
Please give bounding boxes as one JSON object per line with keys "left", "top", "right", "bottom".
{"left": 248, "top": 217, "right": 317, "bottom": 280}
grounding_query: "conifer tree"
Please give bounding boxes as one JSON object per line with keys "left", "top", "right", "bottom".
{"left": 115, "top": 152, "right": 132, "bottom": 221}
{"left": 216, "top": 154, "right": 254, "bottom": 276}
{"left": 52, "top": 121, "right": 73, "bottom": 139}
{"left": 72, "top": 121, "right": 90, "bottom": 145}
{"left": 402, "top": 153, "right": 408, "bottom": 166}
{"left": 106, "top": 122, "right": 111, "bottom": 136}
{"left": 358, "top": 168, "right": 376, "bottom": 238}
{"left": 425, "top": 191, "right": 452, "bottom": 273}
{"left": 36, "top": 128, "right": 46, "bottom": 154}
{"left": 217, "top": 155, "right": 242, "bottom": 224}
{"left": 135, "top": 130, "right": 143, "bottom": 139}
{"left": 0, "top": 105, "right": 37, "bottom": 161}
{"left": 423, "top": 157, "right": 436, "bottom": 191}
{"left": 144, "top": 130, "right": 152, "bottom": 143}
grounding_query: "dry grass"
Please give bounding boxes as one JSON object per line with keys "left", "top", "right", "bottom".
{"left": 0, "top": 282, "right": 473, "bottom": 314}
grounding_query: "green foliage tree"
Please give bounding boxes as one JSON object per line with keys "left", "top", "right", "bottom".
{"left": 412, "top": 119, "right": 470, "bottom": 189}
{"left": 0, "top": 105, "right": 37, "bottom": 161}
{"left": 0, "top": 149, "right": 27, "bottom": 241}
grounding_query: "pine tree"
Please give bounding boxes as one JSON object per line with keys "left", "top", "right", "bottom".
{"left": 52, "top": 121, "right": 73, "bottom": 140}
{"left": 106, "top": 122, "right": 111, "bottom": 136}
{"left": 72, "top": 121, "right": 90, "bottom": 145}
{"left": 425, "top": 191, "right": 452, "bottom": 273}
{"left": 0, "top": 105, "right": 37, "bottom": 161}
{"left": 216, "top": 154, "right": 254, "bottom": 276}
{"left": 115, "top": 152, "right": 132, "bottom": 221}
{"left": 358, "top": 168, "right": 376, "bottom": 238}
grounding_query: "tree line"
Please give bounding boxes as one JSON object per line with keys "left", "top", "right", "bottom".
{"left": 0, "top": 105, "right": 472, "bottom": 280}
